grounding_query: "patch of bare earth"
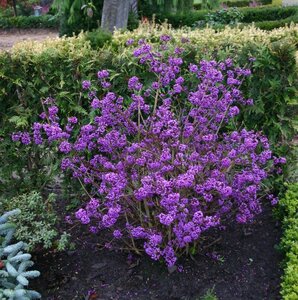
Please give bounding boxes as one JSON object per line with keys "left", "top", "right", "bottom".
{"left": 0, "top": 29, "right": 59, "bottom": 50}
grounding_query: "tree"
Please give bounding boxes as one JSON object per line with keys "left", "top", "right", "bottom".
{"left": 52, "top": 0, "right": 104, "bottom": 35}
{"left": 52, "top": 0, "right": 134, "bottom": 34}
{"left": 7, "top": 0, "right": 18, "bottom": 16}
{"left": 101, "top": 0, "right": 132, "bottom": 32}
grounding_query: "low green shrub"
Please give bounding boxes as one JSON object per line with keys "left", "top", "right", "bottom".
{"left": 0, "top": 191, "right": 69, "bottom": 251}
{"left": 206, "top": 7, "right": 244, "bottom": 25}
{"left": 0, "top": 15, "right": 59, "bottom": 29}
{"left": 279, "top": 183, "right": 298, "bottom": 300}
{"left": 193, "top": 3, "right": 202, "bottom": 10}
{"left": 166, "top": 12, "right": 206, "bottom": 28}
{"left": 241, "top": 6, "right": 297, "bottom": 22}
{"left": 84, "top": 28, "right": 112, "bottom": 49}
{"left": 156, "top": 10, "right": 207, "bottom": 27}
{"left": 261, "top": 0, "right": 272, "bottom": 4}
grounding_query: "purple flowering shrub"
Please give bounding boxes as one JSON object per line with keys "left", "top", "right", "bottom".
{"left": 12, "top": 37, "right": 285, "bottom": 267}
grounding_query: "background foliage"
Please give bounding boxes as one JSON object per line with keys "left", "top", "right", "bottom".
{"left": 155, "top": 6, "right": 298, "bottom": 30}
{"left": 51, "top": 0, "right": 104, "bottom": 36}
{"left": 0, "top": 15, "right": 59, "bottom": 29}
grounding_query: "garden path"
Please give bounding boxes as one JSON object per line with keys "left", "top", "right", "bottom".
{"left": 0, "top": 29, "right": 58, "bottom": 50}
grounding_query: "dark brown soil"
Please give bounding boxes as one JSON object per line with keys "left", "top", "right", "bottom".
{"left": 31, "top": 205, "right": 282, "bottom": 300}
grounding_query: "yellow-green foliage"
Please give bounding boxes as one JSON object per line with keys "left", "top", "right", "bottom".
{"left": 113, "top": 22, "right": 298, "bottom": 49}
{"left": 279, "top": 183, "right": 298, "bottom": 300}
{"left": 4, "top": 22, "right": 297, "bottom": 55}
{"left": 10, "top": 33, "right": 94, "bottom": 59}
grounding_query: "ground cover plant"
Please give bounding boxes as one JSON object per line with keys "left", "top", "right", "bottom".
{"left": 0, "top": 191, "right": 70, "bottom": 251}
{"left": 13, "top": 37, "right": 287, "bottom": 267}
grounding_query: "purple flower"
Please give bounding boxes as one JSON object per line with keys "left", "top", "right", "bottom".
{"left": 11, "top": 132, "right": 22, "bottom": 142}
{"left": 91, "top": 98, "right": 101, "bottom": 109}
{"left": 189, "top": 64, "right": 198, "bottom": 73}
{"left": 82, "top": 80, "right": 91, "bottom": 90}
{"left": 151, "top": 81, "right": 160, "bottom": 90}
{"left": 126, "top": 38, "right": 134, "bottom": 46}
{"left": 68, "top": 117, "right": 78, "bottom": 124}
{"left": 75, "top": 209, "right": 90, "bottom": 224}
{"left": 97, "top": 70, "right": 109, "bottom": 79}
{"left": 39, "top": 112, "right": 47, "bottom": 120}
{"left": 21, "top": 132, "right": 31, "bottom": 145}
{"left": 160, "top": 35, "right": 171, "bottom": 42}
{"left": 113, "top": 230, "right": 123, "bottom": 239}
{"left": 101, "top": 81, "right": 111, "bottom": 89}
{"left": 128, "top": 76, "right": 143, "bottom": 91}
{"left": 158, "top": 213, "right": 174, "bottom": 226}
{"left": 59, "top": 141, "right": 72, "bottom": 153}
{"left": 173, "top": 84, "right": 182, "bottom": 94}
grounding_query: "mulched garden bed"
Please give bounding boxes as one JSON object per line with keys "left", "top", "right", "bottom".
{"left": 31, "top": 204, "right": 282, "bottom": 300}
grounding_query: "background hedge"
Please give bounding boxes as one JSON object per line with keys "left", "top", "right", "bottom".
{"left": 194, "top": 0, "right": 272, "bottom": 9}
{"left": 156, "top": 6, "right": 298, "bottom": 30}
{"left": 0, "top": 15, "right": 59, "bottom": 29}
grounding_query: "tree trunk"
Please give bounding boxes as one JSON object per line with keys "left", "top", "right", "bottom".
{"left": 12, "top": 0, "right": 17, "bottom": 16}
{"left": 130, "top": 0, "right": 138, "bottom": 16}
{"left": 101, "top": 0, "right": 131, "bottom": 32}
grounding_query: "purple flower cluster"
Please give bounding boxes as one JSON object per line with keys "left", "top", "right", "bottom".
{"left": 14, "top": 39, "right": 284, "bottom": 267}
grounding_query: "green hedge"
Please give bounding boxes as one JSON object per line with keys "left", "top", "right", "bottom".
{"left": 241, "top": 6, "right": 297, "bottom": 22}
{"left": 158, "top": 6, "right": 298, "bottom": 29}
{"left": 194, "top": 0, "right": 272, "bottom": 10}
{"left": 0, "top": 15, "right": 59, "bottom": 29}
{"left": 254, "top": 16, "right": 298, "bottom": 30}
{"left": 279, "top": 183, "right": 298, "bottom": 300}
